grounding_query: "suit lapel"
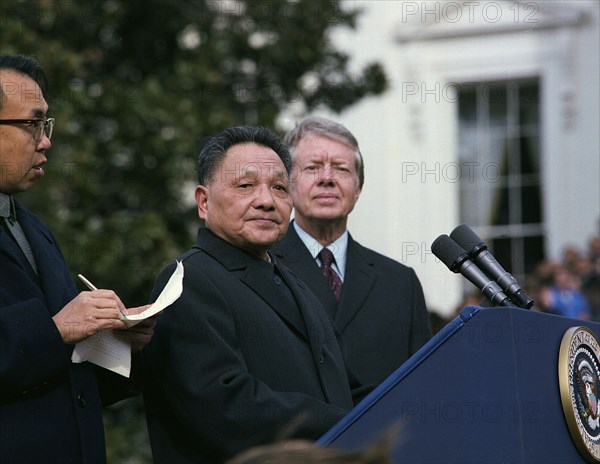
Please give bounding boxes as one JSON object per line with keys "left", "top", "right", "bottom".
{"left": 240, "top": 263, "right": 309, "bottom": 340}
{"left": 15, "top": 202, "right": 76, "bottom": 314}
{"left": 277, "top": 263, "right": 329, "bottom": 352}
{"left": 195, "top": 228, "right": 309, "bottom": 340}
{"left": 273, "top": 225, "right": 338, "bottom": 316}
{"left": 278, "top": 263, "right": 355, "bottom": 407}
{"left": 275, "top": 227, "right": 378, "bottom": 332}
{"left": 0, "top": 225, "right": 38, "bottom": 281}
{"left": 335, "top": 236, "right": 376, "bottom": 332}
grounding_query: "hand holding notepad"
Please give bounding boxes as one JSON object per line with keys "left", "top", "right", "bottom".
{"left": 71, "top": 261, "right": 184, "bottom": 377}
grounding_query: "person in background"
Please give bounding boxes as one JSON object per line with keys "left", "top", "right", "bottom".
{"left": 143, "top": 126, "right": 364, "bottom": 464}
{"left": 0, "top": 54, "right": 154, "bottom": 463}
{"left": 541, "top": 264, "right": 592, "bottom": 320}
{"left": 225, "top": 433, "right": 396, "bottom": 464}
{"left": 273, "top": 116, "right": 432, "bottom": 386}
{"left": 582, "top": 236, "right": 600, "bottom": 321}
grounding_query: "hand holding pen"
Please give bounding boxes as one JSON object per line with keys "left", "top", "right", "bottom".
{"left": 76, "top": 274, "right": 154, "bottom": 352}
{"left": 51, "top": 274, "right": 129, "bottom": 344}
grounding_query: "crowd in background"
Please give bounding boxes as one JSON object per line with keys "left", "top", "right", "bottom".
{"left": 527, "top": 234, "right": 600, "bottom": 322}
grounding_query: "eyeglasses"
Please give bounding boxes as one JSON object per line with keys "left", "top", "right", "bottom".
{"left": 0, "top": 118, "right": 55, "bottom": 142}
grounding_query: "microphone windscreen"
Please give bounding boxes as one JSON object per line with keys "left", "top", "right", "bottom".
{"left": 432, "top": 234, "right": 467, "bottom": 271}
{"left": 450, "top": 224, "right": 485, "bottom": 253}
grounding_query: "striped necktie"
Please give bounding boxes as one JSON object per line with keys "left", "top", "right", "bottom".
{"left": 318, "top": 247, "right": 343, "bottom": 301}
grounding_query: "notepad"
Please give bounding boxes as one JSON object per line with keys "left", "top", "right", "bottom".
{"left": 71, "top": 261, "right": 184, "bottom": 377}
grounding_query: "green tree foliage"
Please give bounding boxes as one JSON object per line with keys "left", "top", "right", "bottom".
{"left": 1, "top": 0, "right": 386, "bottom": 461}
{"left": 2, "top": 0, "right": 386, "bottom": 306}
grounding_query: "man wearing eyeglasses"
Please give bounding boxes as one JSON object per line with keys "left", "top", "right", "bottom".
{"left": 0, "top": 54, "right": 154, "bottom": 463}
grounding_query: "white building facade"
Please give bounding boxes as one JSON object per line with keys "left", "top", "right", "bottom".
{"left": 296, "top": 0, "right": 599, "bottom": 316}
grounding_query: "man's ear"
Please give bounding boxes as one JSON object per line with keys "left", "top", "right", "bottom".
{"left": 195, "top": 185, "right": 209, "bottom": 221}
{"left": 354, "top": 184, "right": 363, "bottom": 203}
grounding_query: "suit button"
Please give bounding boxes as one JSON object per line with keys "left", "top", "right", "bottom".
{"left": 273, "top": 275, "right": 282, "bottom": 285}
{"left": 319, "top": 352, "right": 325, "bottom": 364}
{"left": 77, "top": 392, "right": 86, "bottom": 408}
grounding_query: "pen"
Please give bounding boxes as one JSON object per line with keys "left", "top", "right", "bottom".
{"left": 78, "top": 274, "right": 98, "bottom": 291}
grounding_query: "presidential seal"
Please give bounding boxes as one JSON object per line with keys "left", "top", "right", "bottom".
{"left": 559, "top": 326, "right": 600, "bottom": 462}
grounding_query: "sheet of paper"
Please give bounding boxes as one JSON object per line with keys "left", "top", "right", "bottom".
{"left": 71, "top": 261, "right": 184, "bottom": 377}
{"left": 122, "top": 260, "right": 184, "bottom": 321}
{"left": 71, "top": 330, "right": 132, "bottom": 377}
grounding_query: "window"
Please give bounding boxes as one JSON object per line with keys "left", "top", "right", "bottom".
{"left": 457, "top": 79, "right": 545, "bottom": 285}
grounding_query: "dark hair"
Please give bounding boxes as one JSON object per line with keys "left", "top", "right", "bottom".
{"left": 0, "top": 55, "right": 48, "bottom": 111}
{"left": 225, "top": 438, "right": 394, "bottom": 464}
{"left": 197, "top": 126, "right": 292, "bottom": 185}
{"left": 284, "top": 116, "right": 365, "bottom": 188}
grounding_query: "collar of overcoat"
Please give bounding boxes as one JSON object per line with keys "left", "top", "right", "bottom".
{"left": 192, "top": 227, "right": 328, "bottom": 346}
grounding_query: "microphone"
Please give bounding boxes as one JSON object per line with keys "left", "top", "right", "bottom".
{"left": 432, "top": 234, "right": 511, "bottom": 307}
{"left": 450, "top": 224, "right": 534, "bottom": 309}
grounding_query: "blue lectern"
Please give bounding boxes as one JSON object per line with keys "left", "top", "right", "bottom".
{"left": 318, "top": 307, "right": 600, "bottom": 463}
